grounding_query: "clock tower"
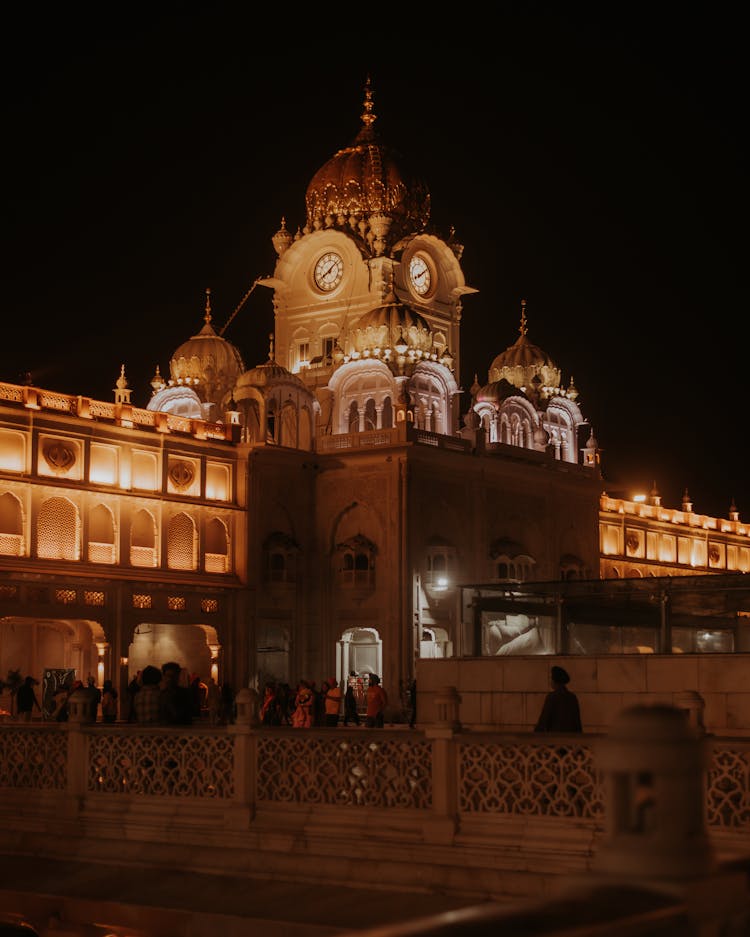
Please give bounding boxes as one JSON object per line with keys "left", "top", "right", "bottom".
{"left": 258, "top": 79, "right": 477, "bottom": 437}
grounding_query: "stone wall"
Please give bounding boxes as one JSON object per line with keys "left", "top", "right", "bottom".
{"left": 416, "top": 654, "right": 750, "bottom": 736}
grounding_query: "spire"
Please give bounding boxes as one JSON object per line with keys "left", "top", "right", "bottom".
{"left": 356, "top": 76, "right": 377, "bottom": 141}
{"left": 268, "top": 333, "right": 275, "bottom": 362}
{"left": 272, "top": 217, "right": 293, "bottom": 257}
{"left": 519, "top": 298, "right": 528, "bottom": 338}
{"left": 150, "top": 365, "right": 166, "bottom": 395}
{"left": 649, "top": 481, "right": 661, "bottom": 507}
{"left": 682, "top": 487, "right": 693, "bottom": 513}
{"left": 204, "top": 288, "right": 212, "bottom": 325}
{"left": 114, "top": 364, "right": 132, "bottom": 404}
{"left": 729, "top": 498, "right": 740, "bottom": 522}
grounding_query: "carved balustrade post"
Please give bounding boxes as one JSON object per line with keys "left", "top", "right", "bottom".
{"left": 674, "top": 689, "right": 706, "bottom": 734}
{"left": 225, "top": 687, "right": 259, "bottom": 827}
{"left": 423, "top": 685, "right": 462, "bottom": 845}
{"left": 65, "top": 688, "right": 90, "bottom": 816}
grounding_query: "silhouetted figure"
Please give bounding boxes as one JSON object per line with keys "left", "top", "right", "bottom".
{"left": 534, "top": 666, "right": 582, "bottom": 733}
{"left": 17, "top": 676, "right": 41, "bottom": 722}
{"left": 365, "top": 674, "right": 387, "bottom": 728}
{"left": 101, "top": 679, "right": 118, "bottom": 723}
{"left": 408, "top": 678, "right": 417, "bottom": 729}
{"left": 133, "top": 665, "right": 161, "bottom": 724}
{"left": 159, "top": 662, "right": 193, "bottom": 725}
{"left": 343, "top": 680, "right": 360, "bottom": 726}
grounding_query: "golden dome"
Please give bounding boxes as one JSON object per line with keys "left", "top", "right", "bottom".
{"left": 488, "top": 300, "right": 560, "bottom": 390}
{"left": 170, "top": 289, "right": 246, "bottom": 407}
{"left": 304, "top": 79, "right": 430, "bottom": 254}
{"left": 351, "top": 294, "right": 434, "bottom": 356}
{"left": 475, "top": 378, "right": 525, "bottom": 405}
{"left": 236, "top": 335, "right": 307, "bottom": 390}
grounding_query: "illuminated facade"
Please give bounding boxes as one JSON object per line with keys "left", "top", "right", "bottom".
{"left": 1, "top": 82, "right": 748, "bottom": 709}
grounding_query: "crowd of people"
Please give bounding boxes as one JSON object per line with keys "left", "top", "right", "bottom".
{"left": 124, "top": 664, "right": 236, "bottom": 726}
{"left": 259, "top": 672, "right": 393, "bottom": 728}
{"left": 7, "top": 666, "right": 581, "bottom": 732}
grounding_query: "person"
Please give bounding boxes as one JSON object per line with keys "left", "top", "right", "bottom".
{"left": 133, "top": 665, "right": 162, "bottom": 724}
{"left": 189, "top": 672, "right": 208, "bottom": 719}
{"left": 534, "top": 665, "right": 582, "bottom": 733}
{"left": 312, "top": 680, "right": 327, "bottom": 726}
{"left": 159, "top": 662, "right": 193, "bottom": 725}
{"left": 343, "top": 675, "right": 360, "bottom": 726}
{"left": 206, "top": 677, "right": 222, "bottom": 725}
{"left": 101, "top": 679, "right": 118, "bottom": 723}
{"left": 407, "top": 678, "right": 417, "bottom": 729}
{"left": 324, "top": 676, "right": 342, "bottom": 727}
{"left": 220, "top": 682, "right": 235, "bottom": 725}
{"left": 260, "top": 682, "right": 281, "bottom": 726}
{"left": 365, "top": 674, "right": 387, "bottom": 728}
{"left": 291, "top": 680, "right": 313, "bottom": 728}
{"left": 126, "top": 670, "right": 141, "bottom": 723}
{"left": 85, "top": 676, "right": 101, "bottom": 723}
{"left": 16, "top": 676, "right": 41, "bottom": 722}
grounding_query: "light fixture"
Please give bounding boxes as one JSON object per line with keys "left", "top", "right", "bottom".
{"left": 395, "top": 331, "right": 408, "bottom": 355}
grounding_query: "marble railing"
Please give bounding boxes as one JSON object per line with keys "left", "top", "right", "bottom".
{"left": 0, "top": 721, "right": 748, "bottom": 833}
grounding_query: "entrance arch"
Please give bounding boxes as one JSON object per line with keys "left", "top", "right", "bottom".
{"left": 337, "top": 626, "right": 382, "bottom": 684}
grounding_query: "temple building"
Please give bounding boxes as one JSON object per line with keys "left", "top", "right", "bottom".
{"left": 1, "top": 81, "right": 748, "bottom": 717}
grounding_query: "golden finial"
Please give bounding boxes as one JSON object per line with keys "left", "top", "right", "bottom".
{"left": 268, "top": 333, "right": 275, "bottom": 361}
{"left": 519, "top": 299, "right": 528, "bottom": 337}
{"left": 360, "top": 76, "right": 376, "bottom": 132}
{"left": 204, "top": 287, "right": 212, "bottom": 325}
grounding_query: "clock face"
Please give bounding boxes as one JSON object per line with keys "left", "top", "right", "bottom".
{"left": 409, "top": 253, "right": 432, "bottom": 295}
{"left": 314, "top": 252, "right": 344, "bottom": 292}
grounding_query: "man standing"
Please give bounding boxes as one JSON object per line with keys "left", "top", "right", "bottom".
{"left": 324, "top": 676, "right": 343, "bottom": 727}
{"left": 534, "top": 665, "right": 582, "bottom": 733}
{"left": 16, "top": 676, "right": 41, "bottom": 722}
{"left": 365, "top": 674, "right": 388, "bottom": 728}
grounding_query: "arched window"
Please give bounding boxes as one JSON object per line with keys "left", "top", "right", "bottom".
{"left": 263, "top": 532, "right": 298, "bottom": 584}
{"left": 280, "top": 401, "right": 297, "bottom": 448}
{"left": 37, "top": 497, "right": 80, "bottom": 561}
{"left": 167, "top": 512, "right": 197, "bottom": 570}
{"left": 425, "top": 540, "right": 457, "bottom": 590}
{"left": 0, "top": 491, "right": 23, "bottom": 556}
{"left": 348, "top": 400, "right": 359, "bottom": 433}
{"left": 205, "top": 517, "right": 229, "bottom": 573}
{"left": 88, "top": 503, "right": 116, "bottom": 564}
{"left": 490, "top": 538, "right": 536, "bottom": 583}
{"left": 336, "top": 535, "right": 376, "bottom": 589}
{"left": 130, "top": 508, "right": 157, "bottom": 567}
{"left": 364, "top": 399, "right": 377, "bottom": 431}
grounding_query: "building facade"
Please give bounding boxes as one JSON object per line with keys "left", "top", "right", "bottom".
{"left": 1, "top": 82, "right": 748, "bottom": 713}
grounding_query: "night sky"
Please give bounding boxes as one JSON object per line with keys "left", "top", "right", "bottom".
{"left": 5, "top": 9, "right": 747, "bottom": 521}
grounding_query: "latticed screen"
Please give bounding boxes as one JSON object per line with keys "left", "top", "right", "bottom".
{"left": 167, "top": 513, "right": 197, "bottom": 570}
{"left": 132, "top": 594, "right": 152, "bottom": 609}
{"left": 200, "top": 598, "right": 218, "bottom": 613}
{"left": 84, "top": 591, "right": 105, "bottom": 606}
{"left": 37, "top": 497, "right": 79, "bottom": 560}
{"left": 55, "top": 589, "right": 77, "bottom": 604}
{"left": 167, "top": 596, "right": 186, "bottom": 611}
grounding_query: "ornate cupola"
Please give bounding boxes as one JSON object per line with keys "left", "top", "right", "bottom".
{"left": 304, "top": 78, "right": 431, "bottom": 257}
{"left": 113, "top": 364, "right": 132, "bottom": 404}
{"left": 169, "top": 288, "right": 246, "bottom": 413}
{"left": 488, "top": 299, "right": 561, "bottom": 392}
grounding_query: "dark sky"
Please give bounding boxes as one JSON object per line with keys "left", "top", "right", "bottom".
{"left": 5, "top": 9, "right": 747, "bottom": 521}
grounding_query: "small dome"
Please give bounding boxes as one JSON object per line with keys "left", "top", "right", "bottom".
{"left": 305, "top": 80, "right": 430, "bottom": 254}
{"left": 170, "top": 290, "right": 245, "bottom": 408}
{"left": 236, "top": 335, "right": 308, "bottom": 391}
{"left": 351, "top": 294, "right": 433, "bottom": 356}
{"left": 474, "top": 378, "right": 525, "bottom": 405}
{"left": 488, "top": 300, "right": 561, "bottom": 390}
